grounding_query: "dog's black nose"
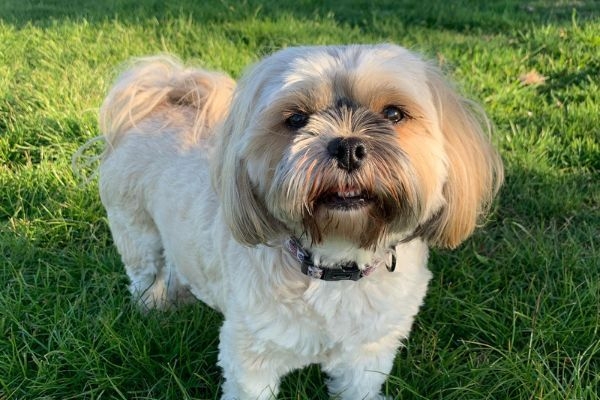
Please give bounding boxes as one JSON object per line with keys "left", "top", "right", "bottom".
{"left": 327, "top": 137, "right": 367, "bottom": 172}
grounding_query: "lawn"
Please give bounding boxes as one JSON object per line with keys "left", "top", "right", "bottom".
{"left": 0, "top": 0, "right": 599, "bottom": 399}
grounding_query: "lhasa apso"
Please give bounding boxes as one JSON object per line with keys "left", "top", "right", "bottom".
{"left": 98, "top": 44, "right": 503, "bottom": 399}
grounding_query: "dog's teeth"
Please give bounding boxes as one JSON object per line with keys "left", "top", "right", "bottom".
{"left": 337, "top": 190, "right": 361, "bottom": 198}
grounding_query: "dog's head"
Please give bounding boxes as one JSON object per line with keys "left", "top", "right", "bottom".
{"left": 212, "top": 44, "right": 503, "bottom": 249}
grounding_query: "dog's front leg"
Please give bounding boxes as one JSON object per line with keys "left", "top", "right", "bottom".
{"left": 322, "top": 339, "right": 398, "bottom": 400}
{"left": 218, "top": 319, "right": 295, "bottom": 400}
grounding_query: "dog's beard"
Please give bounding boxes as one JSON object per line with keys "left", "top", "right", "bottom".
{"left": 266, "top": 106, "right": 424, "bottom": 249}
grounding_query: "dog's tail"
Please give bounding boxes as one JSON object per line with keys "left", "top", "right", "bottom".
{"left": 99, "top": 56, "right": 235, "bottom": 153}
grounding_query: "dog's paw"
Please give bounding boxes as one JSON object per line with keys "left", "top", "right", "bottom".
{"left": 330, "top": 392, "right": 393, "bottom": 400}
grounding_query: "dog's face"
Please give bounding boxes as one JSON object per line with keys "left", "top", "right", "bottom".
{"left": 213, "top": 44, "right": 502, "bottom": 249}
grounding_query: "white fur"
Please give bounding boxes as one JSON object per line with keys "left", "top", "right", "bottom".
{"left": 97, "top": 45, "right": 502, "bottom": 399}
{"left": 100, "top": 123, "right": 431, "bottom": 399}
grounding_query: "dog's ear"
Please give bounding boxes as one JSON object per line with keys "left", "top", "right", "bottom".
{"left": 211, "top": 86, "right": 285, "bottom": 247}
{"left": 422, "top": 67, "right": 504, "bottom": 249}
{"left": 221, "top": 157, "right": 284, "bottom": 247}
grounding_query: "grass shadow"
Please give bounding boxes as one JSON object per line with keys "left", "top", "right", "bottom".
{"left": 1, "top": 0, "right": 598, "bottom": 34}
{"left": 397, "top": 163, "right": 599, "bottom": 398}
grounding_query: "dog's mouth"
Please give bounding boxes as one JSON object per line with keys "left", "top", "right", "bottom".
{"left": 318, "top": 187, "right": 374, "bottom": 210}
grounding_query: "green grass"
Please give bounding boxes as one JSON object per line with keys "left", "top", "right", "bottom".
{"left": 1, "top": 0, "right": 598, "bottom": 399}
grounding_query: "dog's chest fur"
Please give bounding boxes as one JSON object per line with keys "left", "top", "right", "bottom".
{"left": 208, "top": 238, "right": 432, "bottom": 362}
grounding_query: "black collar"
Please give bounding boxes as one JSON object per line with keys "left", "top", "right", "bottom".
{"left": 284, "top": 237, "right": 396, "bottom": 281}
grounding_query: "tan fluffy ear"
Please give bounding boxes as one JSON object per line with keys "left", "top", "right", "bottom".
{"left": 424, "top": 67, "right": 504, "bottom": 248}
{"left": 211, "top": 84, "right": 285, "bottom": 247}
{"left": 221, "top": 157, "right": 284, "bottom": 247}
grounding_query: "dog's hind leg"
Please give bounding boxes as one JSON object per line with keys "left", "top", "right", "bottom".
{"left": 105, "top": 206, "right": 178, "bottom": 311}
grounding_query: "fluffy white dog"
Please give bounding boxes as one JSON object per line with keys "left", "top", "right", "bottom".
{"left": 98, "top": 44, "right": 503, "bottom": 399}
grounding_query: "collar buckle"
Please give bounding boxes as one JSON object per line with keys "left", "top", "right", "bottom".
{"left": 302, "top": 261, "right": 362, "bottom": 281}
{"left": 286, "top": 237, "right": 392, "bottom": 282}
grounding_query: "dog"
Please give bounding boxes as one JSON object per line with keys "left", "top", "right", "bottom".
{"left": 97, "top": 44, "right": 503, "bottom": 399}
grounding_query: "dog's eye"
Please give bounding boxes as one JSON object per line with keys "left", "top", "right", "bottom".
{"left": 382, "top": 106, "right": 406, "bottom": 124}
{"left": 285, "top": 112, "right": 309, "bottom": 129}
